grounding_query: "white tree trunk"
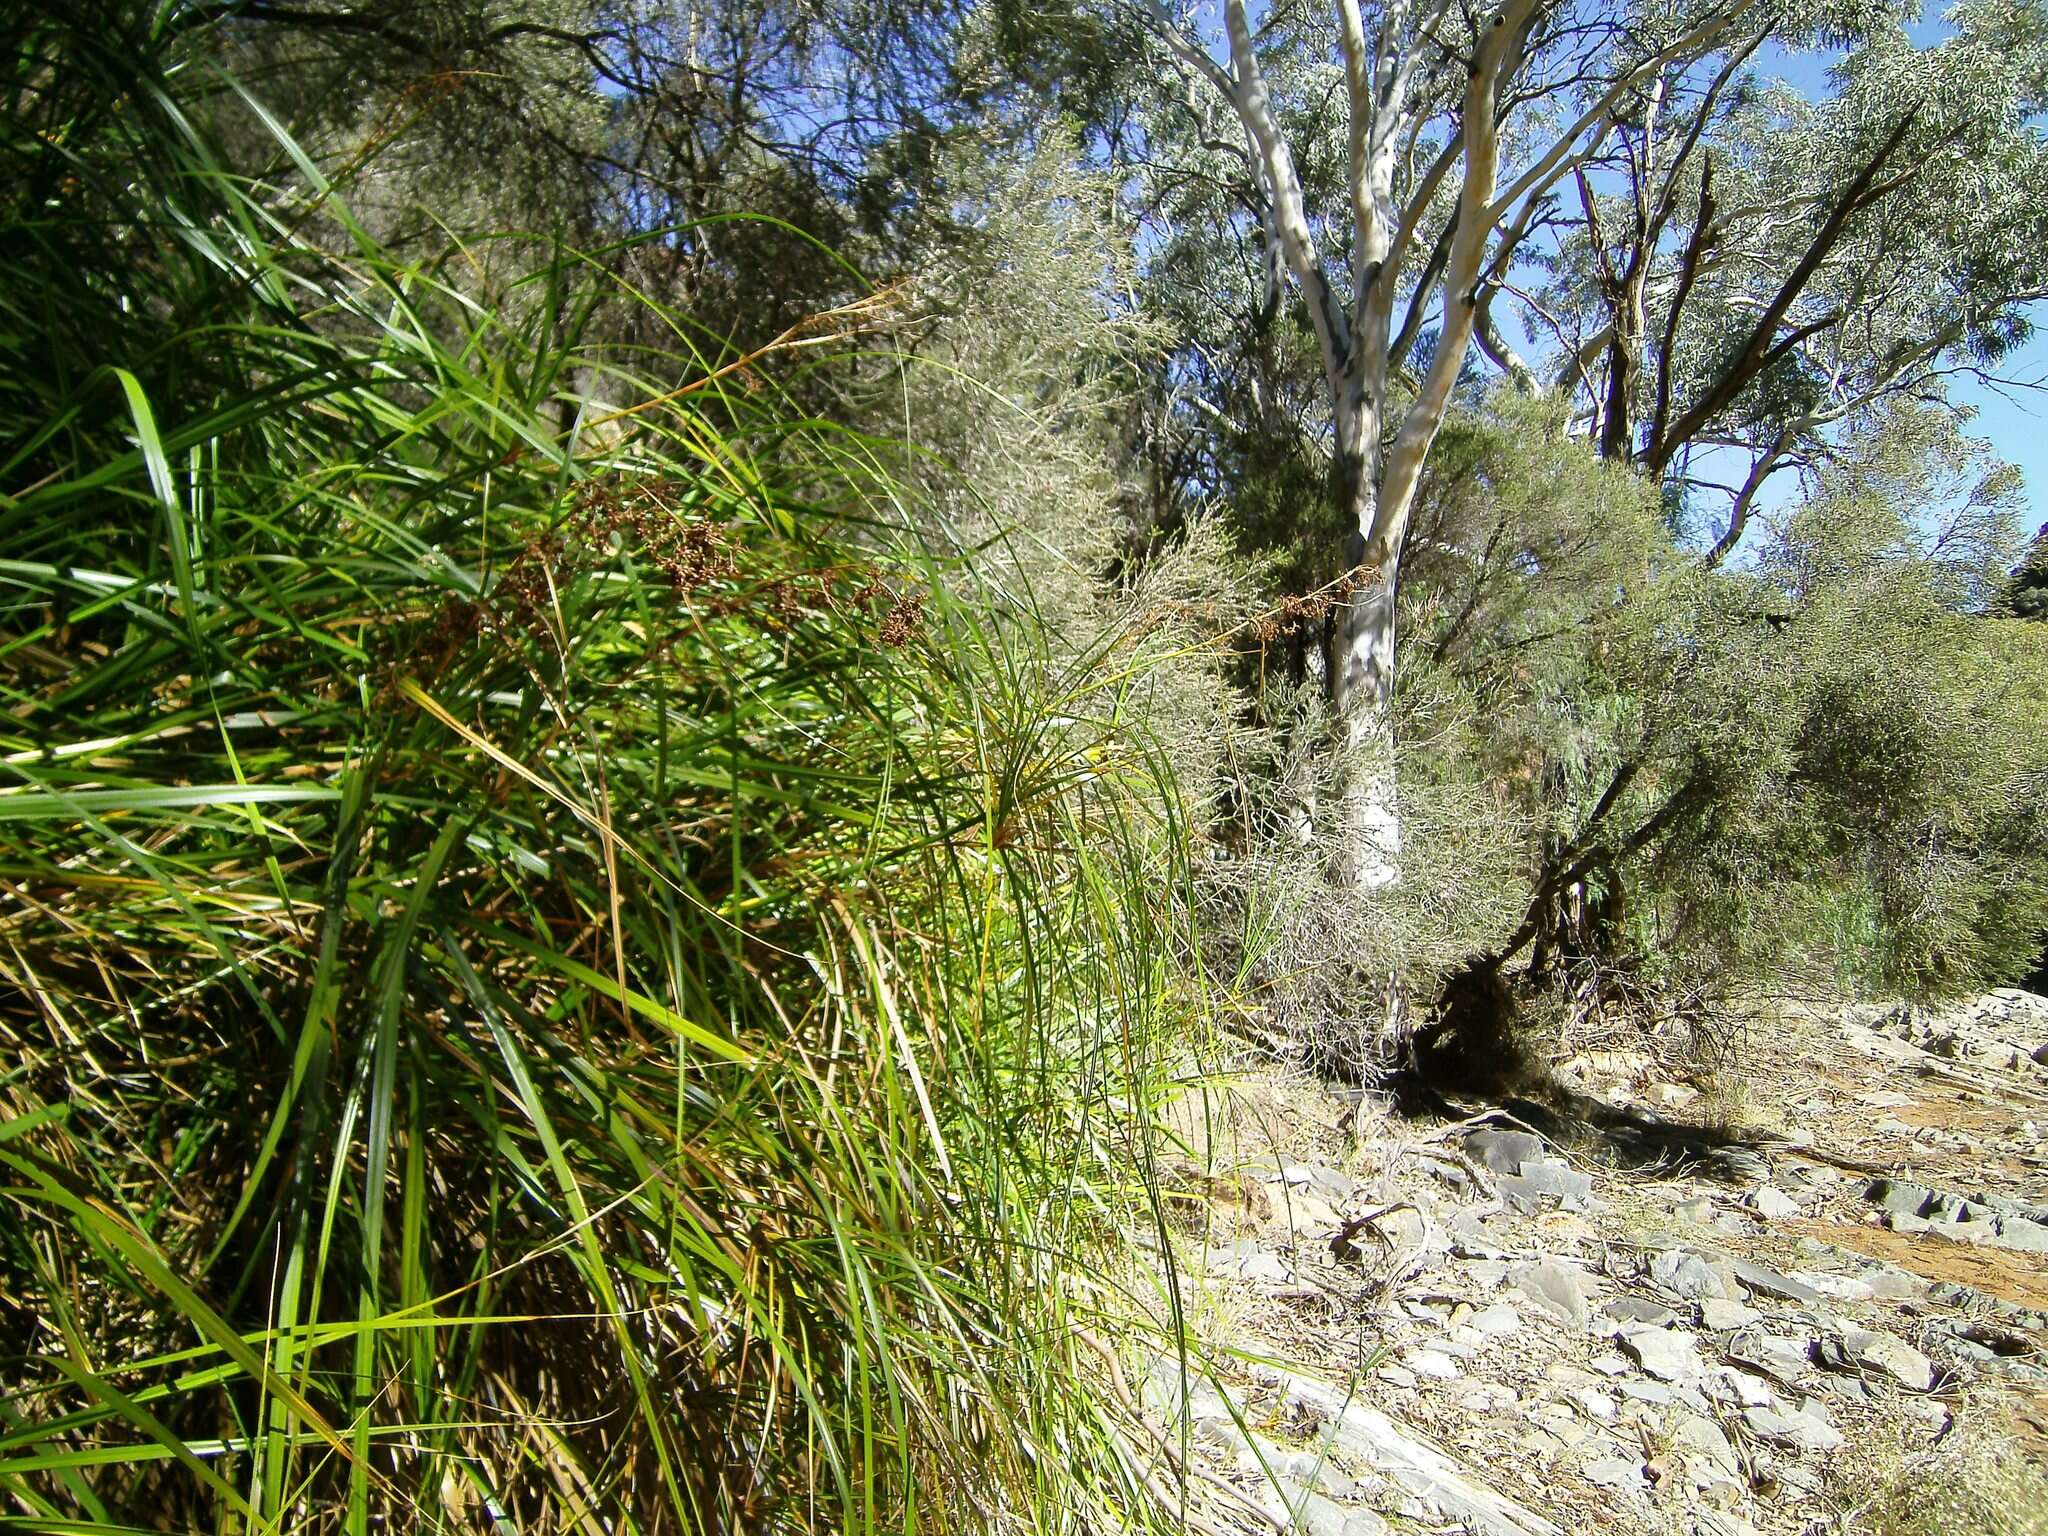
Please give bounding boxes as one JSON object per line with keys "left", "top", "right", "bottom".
{"left": 1333, "top": 560, "right": 1401, "bottom": 891}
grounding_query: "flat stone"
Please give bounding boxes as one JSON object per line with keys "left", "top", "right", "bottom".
{"left": 1621, "top": 1326, "right": 1700, "bottom": 1382}
{"left": 1471, "top": 1303, "right": 1524, "bottom": 1337}
{"left": 1590, "top": 1353, "right": 1630, "bottom": 1376}
{"left": 1672, "top": 1412, "right": 1740, "bottom": 1472}
{"left": 1888, "top": 1212, "right": 1932, "bottom": 1234}
{"left": 1865, "top": 1266, "right": 1926, "bottom": 1300}
{"left": 1617, "top": 1376, "right": 1675, "bottom": 1404}
{"left": 1406, "top": 1348, "right": 1462, "bottom": 1380}
{"left": 1746, "top": 1187, "right": 1801, "bottom": 1220}
{"left": 1673, "top": 1196, "right": 1715, "bottom": 1223}
{"left": 1732, "top": 1260, "right": 1822, "bottom": 1306}
{"left": 1518, "top": 1260, "right": 1593, "bottom": 1329}
{"left": 1651, "top": 1249, "right": 1729, "bottom": 1301}
{"left": 1700, "top": 1299, "right": 1761, "bottom": 1330}
{"left": 1792, "top": 1270, "right": 1875, "bottom": 1303}
{"left": 1604, "top": 1298, "right": 1682, "bottom": 1328}
{"left": 1700, "top": 1365, "right": 1776, "bottom": 1408}
{"left": 1725, "top": 1331, "right": 1813, "bottom": 1385}
{"left": 1582, "top": 1455, "right": 1647, "bottom": 1492}
{"left": 1993, "top": 1216, "right": 2048, "bottom": 1254}
{"left": 1836, "top": 1329, "right": 1935, "bottom": 1390}
{"left": 1466, "top": 1128, "right": 1546, "bottom": 1175}
{"left": 1742, "top": 1405, "right": 1844, "bottom": 1454}
{"left": 1866, "top": 1178, "right": 1938, "bottom": 1218}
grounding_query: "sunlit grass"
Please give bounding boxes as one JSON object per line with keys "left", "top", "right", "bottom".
{"left": 0, "top": 8, "right": 1195, "bottom": 1531}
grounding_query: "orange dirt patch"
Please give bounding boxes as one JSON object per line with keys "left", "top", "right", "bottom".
{"left": 1793, "top": 1219, "right": 2048, "bottom": 1311}
{"left": 1886, "top": 1096, "right": 2013, "bottom": 1133}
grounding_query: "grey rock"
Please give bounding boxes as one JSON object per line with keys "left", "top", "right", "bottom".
{"left": 1672, "top": 1412, "right": 1740, "bottom": 1473}
{"left": 1620, "top": 1326, "right": 1700, "bottom": 1382}
{"left": 1866, "top": 1177, "right": 1937, "bottom": 1218}
{"left": 1792, "top": 1269, "right": 1875, "bottom": 1303}
{"left": 1725, "top": 1331, "right": 1813, "bottom": 1385}
{"left": 1926, "top": 1191, "right": 1980, "bottom": 1224}
{"left": 1732, "top": 1260, "right": 1823, "bottom": 1306}
{"left": 1746, "top": 1186, "right": 1801, "bottom": 1220}
{"left": 1673, "top": 1196, "right": 1715, "bottom": 1223}
{"left": 1700, "top": 1299, "right": 1761, "bottom": 1331}
{"left": 1471, "top": 1302, "right": 1524, "bottom": 1337}
{"left": 1501, "top": 1158, "right": 1596, "bottom": 1212}
{"left": 1888, "top": 1212, "right": 1933, "bottom": 1234}
{"left": 1652, "top": 1249, "right": 1729, "bottom": 1301}
{"left": 1518, "top": 1260, "right": 1593, "bottom": 1329}
{"left": 1582, "top": 1455, "right": 1648, "bottom": 1492}
{"left": 1603, "top": 1298, "right": 1682, "bottom": 1328}
{"left": 1466, "top": 1127, "right": 1546, "bottom": 1175}
{"left": 1831, "top": 1329, "right": 1936, "bottom": 1390}
{"left": 1406, "top": 1348, "right": 1462, "bottom": 1381}
{"left": 1742, "top": 1404, "right": 1844, "bottom": 1454}
{"left": 1865, "top": 1266, "right": 1927, "bottom": 1300}
{"left": 1993, "top": 1216, "right": 2048, "bottom": 1254}
{"left": 1700, "top": 1365, "right": 1777, "bottom": 1409}
{"left": 1617, "top": 1376, "right": 1675, "bottom": 1404}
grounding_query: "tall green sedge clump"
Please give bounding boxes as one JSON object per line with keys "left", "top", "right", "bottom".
{"left": 0, "top": 7, "right": 1192, "bottom": 1531}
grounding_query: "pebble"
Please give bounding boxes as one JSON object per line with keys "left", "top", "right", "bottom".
{"left": 1405, "top": 1348, "right": 1461, "bottom": 1380}
{"left": 1573, "top": 1388, "right": 1618, "bottom": 1421}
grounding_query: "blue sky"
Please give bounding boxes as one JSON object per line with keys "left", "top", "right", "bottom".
{"left": 1755, "top": 25, "right": 2048, "bottom": 529}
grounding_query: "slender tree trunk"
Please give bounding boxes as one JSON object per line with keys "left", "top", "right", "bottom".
{"left": 1331, "top": 540, "right": 1401, "bottom": 891}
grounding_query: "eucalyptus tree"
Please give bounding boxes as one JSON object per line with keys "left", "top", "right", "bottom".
{"left": 1132, "top": 0, "right": 1761, "bottom": 989}
{"left": 1529, "top": 0, "right": 2048, "bottom": 562}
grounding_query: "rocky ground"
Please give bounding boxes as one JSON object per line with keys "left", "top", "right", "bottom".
{"left": 1128, "top": 990, "right": 2048, "bottom": 1536}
